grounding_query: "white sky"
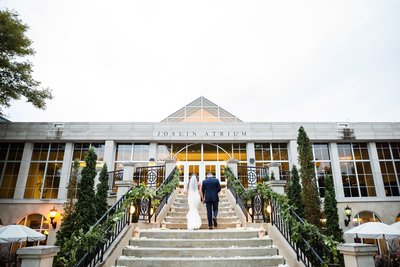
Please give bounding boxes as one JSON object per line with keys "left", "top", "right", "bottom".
{"left": 1, "top": 0, "right": 399, "bottom": 122}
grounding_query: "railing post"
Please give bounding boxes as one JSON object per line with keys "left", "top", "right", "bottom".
{"left": 267, "top": 162, "right": 281, "bottom": 180}
{"left": 227, "top": 159, "right": 239, "bottom": 179}
{"left": 17, "top": 246, "right": 60, "bottom": 267}
{"left": 165, "top": 158, "right": 177, "bottom": 180}
{"left": 337, "top": 243, "right": 377, "bottom": 267}
{"left": 116, "top": 163, "right": 135, "bottom": 200}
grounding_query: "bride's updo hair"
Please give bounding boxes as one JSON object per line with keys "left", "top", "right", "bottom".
{"left": 191, "top": 173, "right": 198, "bottom": 177}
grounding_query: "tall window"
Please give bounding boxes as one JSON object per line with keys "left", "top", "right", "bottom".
{"left": 312, "top": 144, "right": 332, "bottom": 198}
{"left": 115, "top": 143, "right": 150, "bottom": 170}
{"left": 0, "top": 143, "right": 24, "bottom": 198}
{"left": 255, "top": 143, "right": 289, "bottom": 173}
{"left": 157, "top": 144, "right": 172, "bottom": 162}
{"left": 24, "top": 143, "right": 65, "bottom": 199}
{"left": 338, "top": 143, "right": 376, "bottom": 197}
{"left": 376, "top": 142, "right": 400, "bottom": 196}
{"left": 70, "top": 143, "right": 105, "bottom": 198}
{"left": 18, "top": 214, "right": 49, "bottom": 246}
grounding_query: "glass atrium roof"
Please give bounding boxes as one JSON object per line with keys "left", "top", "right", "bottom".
{"left": 161, "top": 96, "right": 242, "bottom": 122}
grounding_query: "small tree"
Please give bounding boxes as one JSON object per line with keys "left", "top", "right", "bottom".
{"left": 297, "top": 126, "right": 321, "bottom": 227}
{"left": 324, "top": 175, "right": 344, "bottom": 242}
{"left": 75, "top": 147, "right": 97, "bottom": 232}
{"left": 287, "top": 165, "right": 304, "bottom": 217}
{"left": 55, "top": 160, "right": 79, "bottom": 264}
{"left": 95, "top": 163, "right": 109, "bottom": 220}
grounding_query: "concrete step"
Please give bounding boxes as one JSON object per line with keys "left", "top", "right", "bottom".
{"left": 139, "top": 229, "right": 259, "bottom": 239}
{"left": 164, "top": 216, "right": 239, "bottom": 223}
{"left": 167, "top": 211, "right": 237, "bottom": 217}
{"left": 129, "top": 237, "right": 273, "bottom": 248}
{"left": 123, "top": 246, "right": 278, "bottom": 257}
{"left": 172, "top": 202, "right": 231, "bottom": 208}
{"left": 174, "top": 198, "right": 229, "bottom": 203}
{"left": 116, "top": 255, "right": 285, "bottom": 267}
{"left": 166, "top": 222, "right": 239, "bottom": 229}
{"left": 171, "top": 206, "right": 232, "bottom": 213}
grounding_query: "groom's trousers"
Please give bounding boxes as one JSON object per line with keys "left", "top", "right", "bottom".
{"left": 205, "top": 201, "right": 219, "bottom": 227}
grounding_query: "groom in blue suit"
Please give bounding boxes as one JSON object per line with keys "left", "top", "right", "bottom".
{"left": 201, "top": 172, "right": 221, "bottom": 229}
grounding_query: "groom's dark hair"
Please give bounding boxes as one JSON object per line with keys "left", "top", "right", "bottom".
{"left": 206, "top": 172, "right": 214, "bottom": 178}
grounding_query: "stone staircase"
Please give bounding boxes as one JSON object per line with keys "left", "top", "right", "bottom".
{"left": 164, "top": 190, "right": 240, "bottom": 229}
{"left": 114, "top": 189, "right": 286, "bottom": 267}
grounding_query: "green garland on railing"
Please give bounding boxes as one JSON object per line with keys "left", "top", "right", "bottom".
{"left": 225, "top": 166, "right": 341, "bottom": 266}
{"left": 56, "top": 169, "right": 180, "bottom": 267}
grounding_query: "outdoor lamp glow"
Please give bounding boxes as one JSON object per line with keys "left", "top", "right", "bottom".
{"left": 49, "top": 206, "right": 57, "bottom": 229}
{"left": 130, "top": 205, "right": 136, "bottom": 214}
{"left": 344, "top": 205, "right": 352, "bottom": 226}
{"left": 266, "top": 205, "right": 272, "bottom": 214}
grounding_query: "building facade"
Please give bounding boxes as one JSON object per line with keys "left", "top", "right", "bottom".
{"left": 0, "top": 97, "right": 399, "bottom": 245}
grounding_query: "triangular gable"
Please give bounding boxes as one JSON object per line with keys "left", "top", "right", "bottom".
{"left": 161, "top": 96, "right": 242, "bottom": 122}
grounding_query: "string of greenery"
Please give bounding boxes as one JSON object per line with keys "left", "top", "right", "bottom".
{"left": 224, "top": 166, "right": 341, "bottom": 266}
{"left": 56, "top": 169, "right": 180, "bottom": 267}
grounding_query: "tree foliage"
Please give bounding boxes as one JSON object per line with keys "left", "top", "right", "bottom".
{"left": 0, "top": 9, "right": 52, "bottom": 115}
{"left": 287, "top": 165, "right": 304, "bottom": 217}
{"left": 297, "top": 126, "right": 321, "bottom": 227}
{"left": 75, "top": 147, "right": 97, "bottom": 232}
{"left": 95, "top": 163, "right": 109, "bottom": 220}
{"left": 324, "top": 175, "right": 344, "bottom": 242}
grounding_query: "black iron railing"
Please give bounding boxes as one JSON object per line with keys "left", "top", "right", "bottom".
{"left": 108, "top": 170, "right": 123, "bottom": 193}
{"left": 270, "top": 195, "right": 340, "bottom": 267}
{"left": 74, "top": 184, "right": 132, "bottom": 267}
{"left": 153, "top": 167, "right": 177, "bottom": 221}
{"left": 135, "top": 166, "right": 166, "bottom": 188}
{"left": 227, "top": 178, "right": 248, "bottom": 221}
{"left": 237, "top": 166, "right": 268, "bottom": 187}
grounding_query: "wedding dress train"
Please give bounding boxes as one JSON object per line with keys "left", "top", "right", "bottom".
{"left": 186, "top": 175, "right": 202, "bottom": 230}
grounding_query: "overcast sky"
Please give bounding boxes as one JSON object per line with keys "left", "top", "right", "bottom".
{"left": 1, "top": 0, "right": 399, "bottom": 122}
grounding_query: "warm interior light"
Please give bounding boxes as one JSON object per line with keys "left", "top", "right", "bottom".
{"left": 266, "top": 205, "right": 272, "bottom": 214}
{"left": 44, "top": 230, "right": 49, "bottom": 235}
{"left": 130, "top": 205, "right": 136, "bottom": 214}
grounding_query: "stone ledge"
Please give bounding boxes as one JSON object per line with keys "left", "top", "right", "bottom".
{"left": 337, "top": 243, "right": 377, "bottom": 256}
{"left": 17, "top": 245, "right": 60, "bottom": 258}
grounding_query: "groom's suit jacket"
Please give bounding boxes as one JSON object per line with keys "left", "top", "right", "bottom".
{"left": 202, "top": 177, "right": 221, "bottom": 203}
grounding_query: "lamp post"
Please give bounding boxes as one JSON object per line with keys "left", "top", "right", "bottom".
{"left": 344, "top": 205, "right": 352, "bottom": 226}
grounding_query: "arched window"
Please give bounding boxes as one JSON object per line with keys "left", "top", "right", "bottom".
{"left": 352, "top": 211, "right": 384, "bottom": 253}
{"left": 17, "top": 214, "right": 49, "bottom": 246}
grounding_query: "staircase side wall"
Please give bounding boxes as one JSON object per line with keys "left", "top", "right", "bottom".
{"left": 99, "top": 223, "right": 135, "bottom": 267}
{"left": 155, "top": 187, "right": 180, "bottom": 224}
{"left": 225, "top": 188, "right": 247, "bottom": 225}
{"left": 267, "top": 223, "right": 306, "bottom": 267}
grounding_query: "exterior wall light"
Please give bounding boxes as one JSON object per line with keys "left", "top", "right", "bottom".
{"left": 49, "top": 206, "right": 57, "bottom": 229}
{"left": 129, "top": 204, "right": 136, "bottom": 214}
{"left": 344, "top": 205, "right": 352, "bottom": 226}
{"left": 266, "top": 204, "right": 272, "bottom": 214}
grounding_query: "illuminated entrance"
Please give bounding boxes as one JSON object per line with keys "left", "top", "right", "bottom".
{"left": 173, "top": 143, "right": 233, "bottom": 188}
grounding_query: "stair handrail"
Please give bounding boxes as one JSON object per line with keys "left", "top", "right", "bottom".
{"left": 73, "top": 167, "right": 178, "bottom": 267}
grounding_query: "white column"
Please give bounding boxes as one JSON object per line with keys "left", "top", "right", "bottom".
{"left": 14, "top": 143, "right": 33, "bottom": 199}
{"left": 149, "top": 143, "right": 157, "bottom": 165}
{"left": 246, "top": 142, "right": 255, "bottom": 167}
{"left": 116, "top": 163, "right": 135, "bottom": 200}
{"left": 57, "top": 143, "right": 73, "bottom": 200}
{"left": 337, "top": 243, "right": 377, "bottom": 267}
{"left": 165, "top": 158, "right": 177, "bottom": 179}
{"left": 288, "top": 140, "right": 298, "bottom": 169}
{"left": 17, "top": 246, "right": 60, "bottom": 267}
{"left": 329, "top": 143, "right": 345, "bottom": 199}
{"left": 368, "top": 142, "right": 385, "bottom": 198}
{"left": 103, "top": 140, "right": 116, "bottom": 171}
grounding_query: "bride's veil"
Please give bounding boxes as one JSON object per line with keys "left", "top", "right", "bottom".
{"left": 188, "top": 174, "right": 198, "bottom": 192}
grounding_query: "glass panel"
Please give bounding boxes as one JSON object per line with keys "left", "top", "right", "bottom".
{"left": 0, "top": 143, "right": 8, "bottom": 161}
{"left": 187, "top": 144, "right": 201, "bottom": 161}
{"left": 116, "top": 144, "right": 132, "bottom": 162}
{"left": 133, "top": 143, "right": 149, "bottom": 161}
{"left": 172, "top": 144, "right": 187, "bottom": 161}
{"left": 218, "top": 144, "right": 232, "bottom": 161}
{"left": 203, "top": 144, "right": 217, "bottom": 161}
{"left": 157, "top": 144, "right": 172, "bottom": 161}
{"left": 338, "top": 144, "right": 352, "bottom": 160}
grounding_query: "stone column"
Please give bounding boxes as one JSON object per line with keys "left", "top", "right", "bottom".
{"left": 17, "top": 246, "right": 60, "bottom": 267}
{"left": 265, "top": 180, "right": 286, "bottom": 194}
{"left": 116, "top": 163, "right": 135, "bottom": 200}
{"left": 14, "top": 142, "right": 33, "bottom": 199}
{"left": 368, "top": 142, "right": 386, "bottom": 198}
{"left": 103, "top": 140, "right": 116, "bottom": 171}
{"left": 288, "top": 140, "right": 298, "bottom": 169}
{"left": 267, "top": 162, "right": 281, "bottom": 180}
{"left": 246, "top": 142, "right": 255, "bottom": 167}
{"left": 337, "top": 243, "right": 377, "bottom": 267}
{"left": 58, "top": 142, "right": 74, "bottom": 200}
{"left": 329, "top": 143, "right": 345, "bottom": 199}
{"left": 148, "top": 143, "right": 157, "bottom": 165}
{"left": 227, "top": 159, "right": 238, "bottom": 178}
{"left": 165, "top": 157, "right": 177, "bottom": 179}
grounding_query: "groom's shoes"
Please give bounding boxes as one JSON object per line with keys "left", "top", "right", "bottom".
{"left": 213, "top": 218, "right": 218, "bottom": 227}
{"left": 208, "top": 226, "right": 213, "bottom": 230}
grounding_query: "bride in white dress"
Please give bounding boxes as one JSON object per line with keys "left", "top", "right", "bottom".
{"left": 186, "top": 173, "right": 202, "bottom": 230}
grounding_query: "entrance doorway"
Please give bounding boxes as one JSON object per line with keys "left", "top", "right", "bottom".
{"left": 178, "top": 161, "right": 227, "bottom": 190}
